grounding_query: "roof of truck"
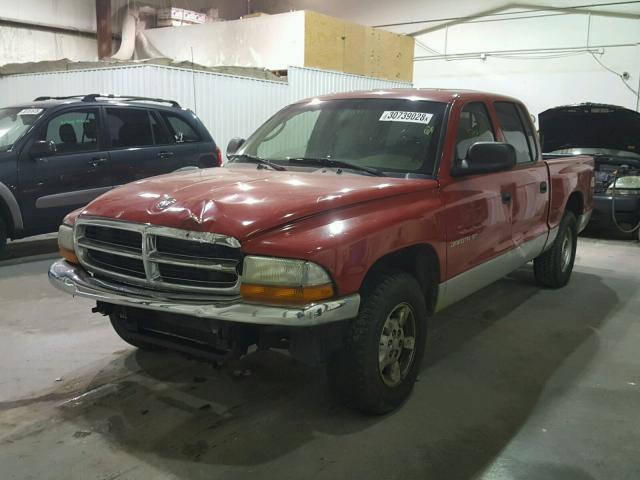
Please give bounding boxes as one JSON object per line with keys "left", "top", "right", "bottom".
{"left": 295, "top": 88, "right": 523, "bottom": 105}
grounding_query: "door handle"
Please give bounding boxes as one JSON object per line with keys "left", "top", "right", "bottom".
{"left": 88, "top": 157, "right": 107, "bottom": 168}
{"left": 501, "top": 191, "right": 512, "bottom": 204}
{"left": 540, "top": 181, "right": 548, "bottom": 193}
{"left": 157, "top": 151, "right": 175, "bottom": 158}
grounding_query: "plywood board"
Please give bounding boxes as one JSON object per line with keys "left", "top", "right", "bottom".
{"left": 304, "top": 11, "right": 414, "bottom": 82}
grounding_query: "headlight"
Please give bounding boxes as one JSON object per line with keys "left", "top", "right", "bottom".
{"left": 606, "top": 175, "right": 640, "bottom": 196}
{"left": 240, "top": 256, "right": 334, "bottom": 304}
{"left": 605, "top": 188, "right": 640, "bottom": 196}
{"left": 58, "top": 224, "right": 78, "bottom": 264}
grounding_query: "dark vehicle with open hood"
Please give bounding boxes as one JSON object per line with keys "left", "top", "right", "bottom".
{"left": 49, "top": 89, "right": 593, "bottom": 414}
{"left": 0, "top": 94, "right": 221, "bottom": 253}
{"left": 539, "top": 103, "right": 640, "bottom": 236}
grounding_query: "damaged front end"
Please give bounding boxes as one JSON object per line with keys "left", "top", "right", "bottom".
{"left": 98, "top": 302, "right": 347, "bottom": 366}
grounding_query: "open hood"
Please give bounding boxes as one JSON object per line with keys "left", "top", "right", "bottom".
{"left": 539, "top": 103, "right": 640, "bottom": 158}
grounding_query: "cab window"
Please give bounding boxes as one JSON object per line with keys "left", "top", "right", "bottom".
{"left": 495, "top": 102, "right": 534, "bottom": 163}
{"left": 455, "top": 102, "right": 495, "bottom": 164}
{"left": 517, "top": 104, "right": 538, "bottom": 160}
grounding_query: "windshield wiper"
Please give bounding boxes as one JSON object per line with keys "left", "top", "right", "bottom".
{"left": 228, "top": 153, "right": 287, "bottom": 171}
{"left": 287, "top": 157, "right": 386, "bottom": 177}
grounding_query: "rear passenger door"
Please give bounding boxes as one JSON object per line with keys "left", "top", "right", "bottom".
{"left": 158, "top": 110, "right": 217, "bottom": 168}
{"left": 493, "top": 102, "right": 549, "bottom": 252}
{"left": 106, "top": 107, "right": 186, "bottom": 185}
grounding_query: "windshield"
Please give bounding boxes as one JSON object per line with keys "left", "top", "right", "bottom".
{"left": 233, "top": 98, "right": 448, "bottom": 176}
{"left": 0, "top": 107, "right": 45, "bottom": 151}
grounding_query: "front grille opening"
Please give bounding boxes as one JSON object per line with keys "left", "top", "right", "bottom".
{"left": 84, "top": 226, "right": 142, "bottom": 251}
{"left": 87, "top": 250, "right": 146, "bottom": 279}
{"left": 158, "top": 264, "right": 237, "bottom": 288}
{"left": 155, "top": 236, "right": 242, "bottom": 262}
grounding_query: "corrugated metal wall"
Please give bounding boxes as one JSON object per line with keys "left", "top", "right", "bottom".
{"left": 288, "top": 66, "right": 411, "bottom": 102}
{"left": 0, "top": 64, "right": 411, "bottom": 151}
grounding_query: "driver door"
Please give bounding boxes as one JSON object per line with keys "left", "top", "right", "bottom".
{"left": 18, "top": 107, "right": 112, "bottom": 232}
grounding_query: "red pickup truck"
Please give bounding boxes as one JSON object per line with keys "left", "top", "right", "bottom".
{"left": 49, "top": 89, "right": 594, "bottom": 414}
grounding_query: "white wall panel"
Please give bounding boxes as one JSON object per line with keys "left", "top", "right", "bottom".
{"left": 288, "top": 66, "right": 411, "bottom": 102}
{"left": 412, "top": 6, "right": 640, "bottom": 116}
{"left": 144, "top": 11, "right": 306, "bottom": 71}
{"left": 0, "top": 64, "right": 410, "bottom": 153}
{"left": 0, "top": 0, "right": 96, "bottom": 32}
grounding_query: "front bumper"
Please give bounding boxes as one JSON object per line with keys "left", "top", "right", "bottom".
{"left": 49, "top": 260, "right": 360, "bottom": 327}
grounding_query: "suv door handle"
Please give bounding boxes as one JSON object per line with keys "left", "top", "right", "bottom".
{"left": 540, "top": 181, "right": 548, "bottom": 193}
{"left": 88, "top": 157, "right": 107, "bottom": 168}
{"left": 501, "top": 191, "right": 512, "bottom": 203}
{"left": 157, "top": 151, "right": 175, "bottom": 158}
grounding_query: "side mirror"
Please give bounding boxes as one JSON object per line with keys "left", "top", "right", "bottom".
{"left": 451, "top": 142, "right": 516, "bottom": 177}
{"left": 226, "top": 137, "right": 245, "bottom": 158}
{"left": 30, "top": 140, "right": 57, "bottom": 158}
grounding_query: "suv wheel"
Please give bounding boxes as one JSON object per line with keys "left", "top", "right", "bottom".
{"left": 329, "top": 272, "right": 427, "bottom": 415}
{"left": 0, "top": 217, "right": 7, "bottom": 255}
{"left": 534, "top": 211, "right": 578, "bottom": 288}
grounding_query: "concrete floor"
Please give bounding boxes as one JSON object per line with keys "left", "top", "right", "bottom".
{"left": 0, "top": 235, "right": 639, "bottom": 480}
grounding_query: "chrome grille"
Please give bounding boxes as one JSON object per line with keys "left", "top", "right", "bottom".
{"left": 75, "top": 218, "right": 242, "bottom": 295}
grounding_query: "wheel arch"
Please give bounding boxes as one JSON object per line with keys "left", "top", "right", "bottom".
{"left": 565, "top": 190, "right": 584, "bottom": 218}
{"left": 360, "top": 243, "right": 440, "bottom": 315}
{"left": 0, "top": 181, "right": 23, "bottom": 237}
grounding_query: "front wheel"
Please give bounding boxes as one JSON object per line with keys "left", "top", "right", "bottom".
{"left": 534, "top": 211, "right": 578, "bottom": 288}
{"left": 0, "top": 217, "right": 7, "bottom": 255}
{"left": 328, "top": 272, "right": 427, "bottom": 415}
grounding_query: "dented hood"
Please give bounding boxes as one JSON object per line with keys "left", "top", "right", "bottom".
{"left": 80, "top": 167, "right": 436, "bottom": 240}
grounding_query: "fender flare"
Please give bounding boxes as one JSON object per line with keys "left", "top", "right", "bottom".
{"left": 0, "top": 181, "right": 24, "bottom": 232}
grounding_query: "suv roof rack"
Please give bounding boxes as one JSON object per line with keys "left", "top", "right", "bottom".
{"left": 33, "top": 94, "right": 181, "bottom": 108}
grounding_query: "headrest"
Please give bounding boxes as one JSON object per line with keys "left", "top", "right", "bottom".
{"left": 59, "top": 123, "right": 77, "bottom": 144}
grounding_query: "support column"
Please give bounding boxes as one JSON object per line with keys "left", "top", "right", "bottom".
{"left": 96, "top": 0, "right": 112, "bottom": 59}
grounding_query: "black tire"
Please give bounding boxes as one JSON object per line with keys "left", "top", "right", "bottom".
{"left": 109, "top": 312, "right": 163, "bottom": 351}
{"left": 534, "top": 211, "right": 578, "bottom": 288}
{"left": 0, "top": 217, "right": 7, "bottom": 255}
{"left": 328, "top": 272, "right": 428, "bottom": 415}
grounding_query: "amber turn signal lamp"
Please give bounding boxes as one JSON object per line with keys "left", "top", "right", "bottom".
{"left": 60, "top": 248, "right": 79, "bottom": 265}
{"left": 240, "top": 283, "right": 334, "bottom": 304}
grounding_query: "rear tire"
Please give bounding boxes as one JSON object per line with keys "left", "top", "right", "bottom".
{"left": 534, "top": 211, "right": 578, "bottom": 288}
{"left": 328, "top": 272, "right": 427, "bottom": 415}
{"left": 109, "top": 312, "right": 164, "bottom": 351}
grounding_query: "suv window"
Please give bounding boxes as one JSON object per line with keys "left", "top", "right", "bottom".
{"left": 107, "top": 108, "right": 154, "bottom": 148}
{"left": 161, "top": 113, "right": 201, "bottom": 143}
{"left": 495, "top": 102, "right": 533, "bottom": 163}
{"left": 455, "top": 102, "right": 495, "bottom": 163}
{"left": 150, "top": 111, "right": 173, "bottom": 145}
{"left": 42, "top": 109, "right": 99, "bottom": 155}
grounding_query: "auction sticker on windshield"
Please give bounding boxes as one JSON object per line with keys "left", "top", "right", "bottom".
{"left": 18, "top": 108, "right": 44, "bottom": 116}
{"left": 379, "top": 111, "right": 433, "bottom": 124}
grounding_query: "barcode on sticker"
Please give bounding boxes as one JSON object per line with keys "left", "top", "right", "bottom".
{"left": 18, "top": 108, "right": 43, "bottom": 115}
{"left": 379, "top": 111, "right": 433, "bottom": 124}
